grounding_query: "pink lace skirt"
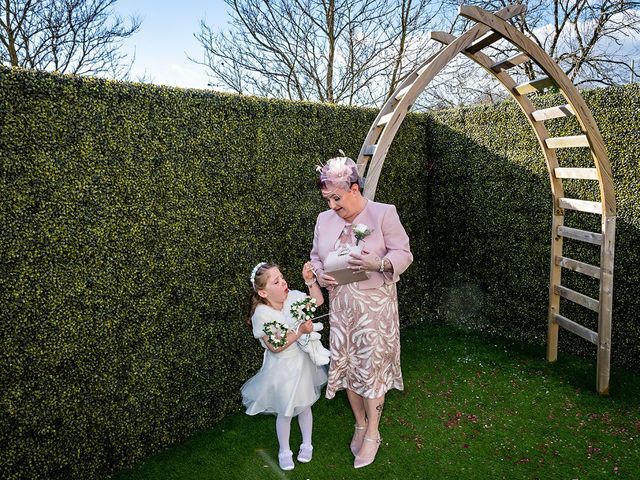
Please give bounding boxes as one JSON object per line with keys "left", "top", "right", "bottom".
{"left": 325, "top": 282, "right": 404, "bottom": 399}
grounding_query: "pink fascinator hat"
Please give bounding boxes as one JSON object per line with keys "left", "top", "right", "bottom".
{"left": 317, "top": 155, "right": 362, "bottom": 191}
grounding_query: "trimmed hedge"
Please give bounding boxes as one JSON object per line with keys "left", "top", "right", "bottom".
{"left": 426, "top": 84, "right": 640, "bottom": 369}
{"left": 2, "top": 65, "right": 639, "bottom": 480}
{"left": 0, "top": 67, "right": 430, "bottom": 479}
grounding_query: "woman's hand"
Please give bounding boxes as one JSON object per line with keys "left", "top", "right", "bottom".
{"left": 302, "top": 261, "right": 315, "bottom": 282}
{"left": 319, "top": 272, "right": 337, "bottom": 289}
{"left": 347, "top": 248, "right": 379, "bottom": 272}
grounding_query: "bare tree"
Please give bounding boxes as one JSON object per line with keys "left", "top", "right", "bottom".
{"left": 191, "top": 0, "right": 442, "bottom": 106}
{"left": 194, "top": 0, "right": 639, "bottom": 108}
{"left": 445, "top": 0, "right": 640, "bottom": 88}
{"left": 414, "top": 0, "right": 640, "bottom": 107}
{"left": 0, "top": 0, "right": 141, "bottom": 78}
{"left": 535, "top": 0, "right": 639, "bottom": 86}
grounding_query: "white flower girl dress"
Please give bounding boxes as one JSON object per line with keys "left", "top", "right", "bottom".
{"left": 241, "top": 290, "right": 328, "bottom": 417}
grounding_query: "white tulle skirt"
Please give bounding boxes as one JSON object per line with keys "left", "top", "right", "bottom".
{"left": 241, "top": 343, "right": 328, "bottom": 417}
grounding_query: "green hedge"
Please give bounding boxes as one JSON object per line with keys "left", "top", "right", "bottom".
{"left": 0, "top": 67, "right": 430, "bottom": 479}
{"left": 426, "top": 84, "right": 640, "bottom": 369}
{"left": 2, "top": 66, "right": 639, "bottom": 480}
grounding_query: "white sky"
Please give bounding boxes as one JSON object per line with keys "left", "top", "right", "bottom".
{"left": 114, "top": 0, "right": 231, "bottom": 89}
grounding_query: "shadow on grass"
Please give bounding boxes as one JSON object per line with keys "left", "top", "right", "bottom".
{"left": 112, "top": 319, "right": 640, "bottom": 480}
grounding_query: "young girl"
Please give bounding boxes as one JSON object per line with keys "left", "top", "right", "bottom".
{"left": 241, "top": 261, "right": 328, "bottom": 471}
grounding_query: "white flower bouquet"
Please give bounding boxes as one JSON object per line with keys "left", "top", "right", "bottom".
{"left": 288, "top": 296, "right": 330, "bottom": 366}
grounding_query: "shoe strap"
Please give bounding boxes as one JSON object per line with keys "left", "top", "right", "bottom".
{"left": 362, "top": 436, "right": 381, "bottom": 443}
{"left": 354, "top": 424, "right": 367, "bottom": 430}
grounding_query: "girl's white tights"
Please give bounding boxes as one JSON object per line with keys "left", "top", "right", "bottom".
{"left": 275, "top": 414, "right": 291, "bottom": 453}
{"left": 276, "top": 407, "right": 313, "bottom": 453}
{"left": 297, "top": 407, "right": 313, "bottom": 445}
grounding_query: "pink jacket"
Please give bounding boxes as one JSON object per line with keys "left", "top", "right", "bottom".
{"left": 310, "top": 200, "right": 413, "bottom": 290}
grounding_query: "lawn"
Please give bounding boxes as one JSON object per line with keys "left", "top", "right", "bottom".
{"left": 112, "top": 320, "right": 640, "bottom": 479}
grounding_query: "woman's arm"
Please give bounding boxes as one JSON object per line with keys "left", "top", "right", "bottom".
{"left": 307, "top": 280, "right": 324, "bottom": 306}
{"left": 379, "top": 204, "right": 413, "bottom": 281}
{"left": 347, "top": 205, "right": 412, "bottom": 278}
{"left": 302, "top": 261, "right": 324, "bottom": 306}
{"left": 310, "top": 215, "right": 338, "bottom": 288}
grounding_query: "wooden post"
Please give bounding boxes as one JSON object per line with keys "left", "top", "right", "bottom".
{"left": 547, "top": 205, "right": 564, "bottom": 363}
{"left": 597, "top": 215, "right": 616, "bottom": 395}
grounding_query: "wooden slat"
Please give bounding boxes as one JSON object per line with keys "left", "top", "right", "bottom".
{"left": 514, "top": 76, "right": 554, "bottom": 94}
{"left": 466, "top": 31, "right": 503, "bottom": 54}
{"left": 491, "top": 52, "right": 530, "bottom": 72}
{"left": 557, "top": 225, "right": 602, "bottom": 245}
{"left": 416, "top": 63, "right": 430, "bottom": 76}
{"left": 546, "top": 135, "right": 590, "bottom": 149}
{"left": 555, "top": 255, "right": 601, "bottom": 279}
{"left": 428, "top": 31, "right": 455, "bottom": 45}
{"left": 377, "top": 113, "right": 393, "bottom": 127}
{"left": 362, "top": 144, "right": 377, "bottom": 156}
{"left": 554, "top": 314, "right": 598, "bottom": 344}
{"left": 554, "top": 285, "right": 600, "bottom": 312}
{"left": 554, "top": 168, "right": 598, "bottom": 180}
{"left": 394, "top": 84, "right": 412, "bottom": 100}
{"left": 531, "top": 104, "right": 575, "bottom": 121}
{"left": 559, "top": 197, "right": 602, "bottom": 214}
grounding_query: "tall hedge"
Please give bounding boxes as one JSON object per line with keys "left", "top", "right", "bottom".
{"left": 0, "top": 67, "right": 430, "bottom": 479}
{"left": 426, "top": 84, "right": 640, "bottom": 368}
{"left": 2, "top": 65, "right": 639, "bottom": 480}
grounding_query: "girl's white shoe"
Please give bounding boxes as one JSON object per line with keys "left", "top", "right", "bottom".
{"left": 278, "top": 450, "right": 295, "bottom": 470}
{"left": 297, "top": 444, "right": 313, "bottom": 463}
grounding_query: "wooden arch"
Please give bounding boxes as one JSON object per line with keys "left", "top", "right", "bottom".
{"left": 357, "top": 4, "right": 616, "bottom": 394}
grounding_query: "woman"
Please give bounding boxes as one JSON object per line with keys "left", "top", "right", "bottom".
{"left": 310, "top": 156, "right": 413, "bottom": 468}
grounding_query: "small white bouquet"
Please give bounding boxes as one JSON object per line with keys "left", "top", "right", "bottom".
{"left": 287, "top": 296, "right": 330, "bottom": 366}
{"left": 289, "top": 297, "right": 318, "bottom": 324}
{"left": 262, "top": 320, "right": 289, "bottom": 348}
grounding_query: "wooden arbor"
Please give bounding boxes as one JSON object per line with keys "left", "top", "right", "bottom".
{"left": 357, "top": 4, "right": 616, "bottom": 394}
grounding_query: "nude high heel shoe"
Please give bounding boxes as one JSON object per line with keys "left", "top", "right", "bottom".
{"left": 350, "top": 423, "right": 367, "bottom": 456}
{"left": 353, "top": 436, "right": 381, "bottom": 469}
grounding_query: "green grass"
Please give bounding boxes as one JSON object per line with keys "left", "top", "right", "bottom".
{"left": 112, "top": 320, "right": 640, "bottom": 479}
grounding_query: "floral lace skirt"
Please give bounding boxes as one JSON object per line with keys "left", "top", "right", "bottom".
{"left": 325, "top": 282, "right": 404, "bottom": 399}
